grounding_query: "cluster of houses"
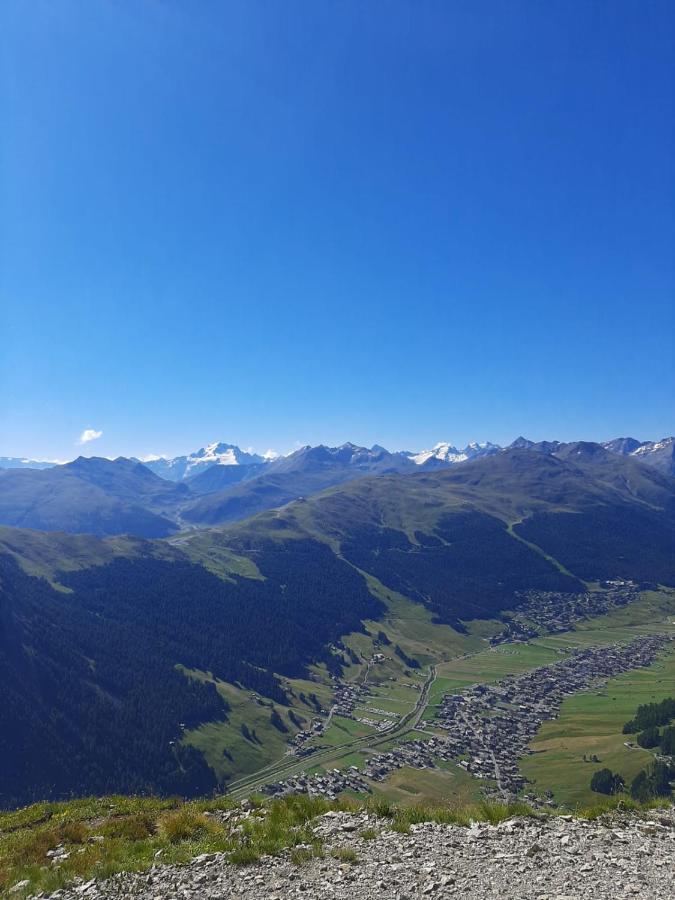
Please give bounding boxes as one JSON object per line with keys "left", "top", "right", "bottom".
{"left": 263, "top": 632, "right": 671, "bottom": 802}
{"left": 490, "top": 585, "right": 639, "bottom": 645}
{"left": 288, "top": 716, "right": 327, "bottom": 756}
{"left": 263, "top": 766, "right": 368, "bottom": 800}
{"left": 436, "top": 633, "right": 671, "bottom": 797}
{"left": 264, "top": 736, "right": 457, "bottom": 798}
{"left": 356, "top": 705, "right": 400, "bottom": 732}
{"left": 333, "top": 678, "right": 372, "bottom": 718}
{"left": 289, "top": 655, "right": 386, "bottom": 755}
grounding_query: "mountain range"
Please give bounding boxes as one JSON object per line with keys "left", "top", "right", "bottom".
{"left": 1, "top": 443, "right": 674, "bottom": 807}
{"left": 3, "top": 434, "right": 673, "bottom": 478}
{"left": 0, "top": 436, "right": 673, "bottom": 537}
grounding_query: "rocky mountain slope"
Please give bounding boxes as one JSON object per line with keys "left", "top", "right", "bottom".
{"left": 30, "top": 806, "right": 675, "bottom": 900}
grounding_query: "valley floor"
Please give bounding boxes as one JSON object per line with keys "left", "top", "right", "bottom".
{"left": 217, "top": 588, "right": 675, "bottom": 809}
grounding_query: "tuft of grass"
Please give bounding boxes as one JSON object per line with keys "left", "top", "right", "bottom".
{"left": 59, "top": 821, "right": 88, "bottom": 844}
{"left": 158, "top": 809, "right": 215, "bottom": 844}
{"left": 475, "top": 800, "right": 536, "bottom": 825}
{"left": 387, "top": 800, "right": 537, "bottom": 834}
{"left": 100, "top": 814, "right": 155, "bottom": 841}
{"left": 228, "top": 846, "right": 260, "bottom": 866}
{"left": 289, "top": 845, "right": 323, "bottom": 865}
{"left": 359, "top": 828, "right": 378, "bottom": 840}
{"left": 576, "top": 795, "right": 671, "bottom": 820}
{"left": 365, "top": 797, "right": 393, "bottom": 818}
{"left": 331, "top": 847, "right": 358, "bottom": 863}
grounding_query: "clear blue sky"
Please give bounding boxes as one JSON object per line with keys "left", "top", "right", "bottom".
{"left": 1, "top": 1, "right": 673, "bottom": 460}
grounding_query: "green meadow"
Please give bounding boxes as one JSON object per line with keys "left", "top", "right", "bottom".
{"left": 521, "top": 643, "right": 675, "bottom": 807}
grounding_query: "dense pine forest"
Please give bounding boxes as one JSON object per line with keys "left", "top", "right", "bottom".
{"left": 341, "top": 512, "right": 582, "bottom": 623}
{"left": 0, "top": 539, "right": 382, "bottom": 808}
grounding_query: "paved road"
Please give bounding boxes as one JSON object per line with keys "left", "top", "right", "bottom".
{"left": 226, "top": 665, "right": 437, "bottom": 799}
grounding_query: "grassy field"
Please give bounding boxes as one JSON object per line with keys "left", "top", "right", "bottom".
{"left": 181, "top": 671, "right": 315, "bottom": 782}
{"left": 310, "top": 751, "right": 370, "bottom": 773}
{"left": 542, "top": 589, "right": 675, "bottom": 646}
{"left": 370, "top": 764, "right": 488, "bottom": 806}
{"left": 319, "top": 716, "right": 374, "bottom": 746}
{"left": 358, "top": 573, "right": 493, "bottom": 666}
{"left": 428, "top": 641, "right": 563, "bottom": 704}
{"left": 521, "top": 642, "right": 675, "bottom": 808}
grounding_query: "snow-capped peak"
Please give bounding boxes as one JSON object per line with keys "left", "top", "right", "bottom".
{"left": 186, "top": 442, "right": 265, "bottom": 472}
{"left": 140, "top": 442, "right": 268, "bottom": 481}
{"left": 465, "top": 441, "right": 499, "bottom": 452}
{"left": 409, "top": 442, "right": 465, "bottom": 466}
{"left": 633, "top": 436, "right": 675, "bottom": 456}
{"left": 409, "top": 440, "right": 503, "bottom": 466}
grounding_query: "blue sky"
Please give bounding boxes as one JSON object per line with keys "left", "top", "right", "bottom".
{"left": 1, "top": 1, "right": 673, "bottom": 460}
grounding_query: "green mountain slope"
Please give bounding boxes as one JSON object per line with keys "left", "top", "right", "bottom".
{"left": 0, "top": 457, "right": 189, "bottom": 537}
{"left": 1, "top": 449, "right": 674, "bottom": 809}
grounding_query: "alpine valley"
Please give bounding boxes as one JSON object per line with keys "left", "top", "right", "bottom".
{"left": 1, "top": 435, "right": 674, "bottom": 815}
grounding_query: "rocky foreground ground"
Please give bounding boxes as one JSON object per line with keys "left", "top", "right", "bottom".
{"left": 37, "top": 807, "right": 674, "bottom": 900}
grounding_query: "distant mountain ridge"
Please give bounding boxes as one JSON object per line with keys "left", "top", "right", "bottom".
{"left": 0, "top": 457, "right": 63, "bottom": 470}
{"left": 139, "top": 442, "right": 269, "bottom": 481}
{"left": 1, "top": 436, "right": 673, "bottom": 538}
{"left": 0, "top": 456, "right": 188, "bottom": 537}
{"left": 4, "top": 434, "right": 672, "bottom": 479}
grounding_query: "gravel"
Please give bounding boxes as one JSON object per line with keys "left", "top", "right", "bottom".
{"left": 35, "top": 808, "right": 675, "bottom": 900}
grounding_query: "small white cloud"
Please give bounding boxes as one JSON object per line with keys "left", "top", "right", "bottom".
{"left": 263, "top": 448, "right": 280, "bottom": 460}
{"left": 139, "top": 453, "right": 166, "bottom": 462}
{"left": 77, "top": 428, "right": 103, "bottom": 445}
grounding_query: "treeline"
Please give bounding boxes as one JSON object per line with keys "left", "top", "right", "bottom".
{"left": 635, "top": 725, "right": 675, "bottom": 755}
{"left": 591, "top": 762, "right": 674, "bottom": 801}
{"left": 622, "top": 696, "right": 675, "bottom": 757}
{"left": 623, "top": 697, "right": 675, "bottom": 734}
{"left": 590, "top": 695, "right": 675, "bottom": 802}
